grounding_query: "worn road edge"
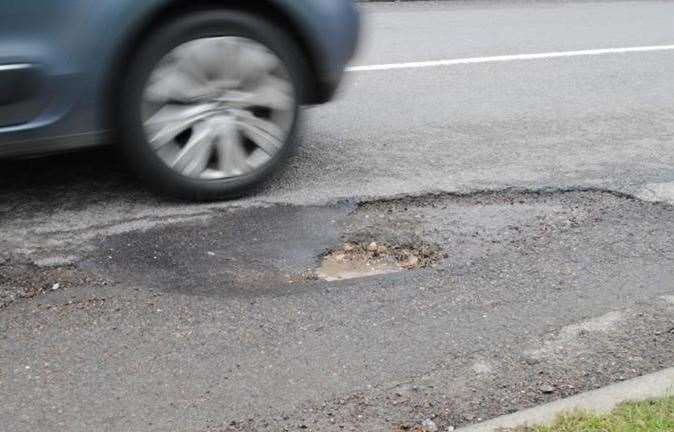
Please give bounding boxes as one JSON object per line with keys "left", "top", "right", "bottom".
{"left": 458, "top": 367, "right": 674, "bottom": 431}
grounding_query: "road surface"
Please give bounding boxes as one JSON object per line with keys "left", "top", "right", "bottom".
{"left": 1, "top": 2, "right": 673, "bottom": 432}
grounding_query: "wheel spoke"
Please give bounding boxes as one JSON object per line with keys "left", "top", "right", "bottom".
{"left": 145, "top": 62, "right": 209, "bottom": 103}
{"left": 243, "top": 76, "right": 293, "bottom": 111}
{"left": 145, "top": 104, "right": 216, "bottom": 149}
{"left": 234, "top": 111, "right": 284, "bottom": 155}
{"left": 170, "top": 123, "right": 213, "bottom": 176}
{"left": 187, "top": 38, "right": 236, "bottom": 81}
{"left": 235, "top": 40, "right": 280, "bottom": 81}
{"left": 215, "top": 121, "right": 250, "bottom": 176}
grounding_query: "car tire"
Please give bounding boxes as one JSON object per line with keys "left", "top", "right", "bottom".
{"left": 114, "top": 10, "right": 307, "bottom": 201}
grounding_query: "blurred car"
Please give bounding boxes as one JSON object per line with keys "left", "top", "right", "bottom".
{"left": 0, "top": 0, "right": 359, "bottom": 200}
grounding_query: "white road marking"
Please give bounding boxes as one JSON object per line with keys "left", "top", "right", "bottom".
{"left": 347, "top": 44, "right": 674, "bottom": 72}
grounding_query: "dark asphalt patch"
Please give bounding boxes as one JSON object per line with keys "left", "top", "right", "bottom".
{"left": 84, "top": 203, "right": 356, "bottom": 297}
{"left": 82, "top": 190, "right": 674, "bottom": 299}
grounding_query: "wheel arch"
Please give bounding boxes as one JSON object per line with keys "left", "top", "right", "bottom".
{"left": 104, "top": 0, "right": 322, "bottom": 130}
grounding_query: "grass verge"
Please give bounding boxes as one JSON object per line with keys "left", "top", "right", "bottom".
{"left": 513, "top": 396, "right": 674, "bottom": 432}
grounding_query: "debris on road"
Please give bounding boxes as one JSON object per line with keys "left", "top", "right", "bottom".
{"left": 0, "top": 256, "right": 100, "bottom": 308}
{"left": 422, "top": 418, "right": 439, "bottom": 432}
{"left": 315, "top": 240, "right": 441, "bottom": 281}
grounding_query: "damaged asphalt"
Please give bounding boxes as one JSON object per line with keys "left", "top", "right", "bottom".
{"left": 1, "top": 188, "right": 673, "bottom": 432}
{"left": 2, "top": 1, "right": 674, "bottom": 431}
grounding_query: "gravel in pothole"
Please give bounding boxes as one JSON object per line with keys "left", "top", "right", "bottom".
{"left": 0, "top": 257, "right": 100, "bottom": 309}
{"left": 315, "top": 240, "right": 443, "bottom": 281}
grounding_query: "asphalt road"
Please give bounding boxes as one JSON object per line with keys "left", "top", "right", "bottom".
{"left": 2, "top": 0, "right": 674, "bottom": 246}
{"left": 1, "top": 2, "right": 674, "bottom": 432}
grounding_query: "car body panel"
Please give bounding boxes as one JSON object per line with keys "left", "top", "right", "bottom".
{"left": 0, "top": 0, "right": 359, "bottom": 157}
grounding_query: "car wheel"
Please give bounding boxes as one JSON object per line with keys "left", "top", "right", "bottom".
{"left": 115, "top": 10, "right": 307, "bottom": 201}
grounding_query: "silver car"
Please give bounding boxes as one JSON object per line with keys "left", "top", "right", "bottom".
{"left": 0, "top": 0, "right": 360, "bottom": 200}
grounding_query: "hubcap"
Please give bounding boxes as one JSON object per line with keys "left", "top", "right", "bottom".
{"left": 141, "top": 36, "right": 295, "bottom": 179}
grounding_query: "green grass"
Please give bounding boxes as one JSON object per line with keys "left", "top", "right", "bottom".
{"left": 515, "top": 397, "right": 674, "bottom": 432}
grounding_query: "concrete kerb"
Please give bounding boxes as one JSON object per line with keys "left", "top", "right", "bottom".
{"left": 458, "top": 367, "right": 674, "bottom": 432}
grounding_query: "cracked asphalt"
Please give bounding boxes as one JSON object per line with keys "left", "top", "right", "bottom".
{"left": 1, "top": 1, "right": 674, "bottom": 432}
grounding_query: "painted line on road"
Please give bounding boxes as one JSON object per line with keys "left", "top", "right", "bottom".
{"left": 347, "top": 44, "right": 674, "bottom": 72}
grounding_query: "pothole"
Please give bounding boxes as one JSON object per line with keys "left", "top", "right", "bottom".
{"left": 314, "top": 241, "right": 442, "bottom": 281}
